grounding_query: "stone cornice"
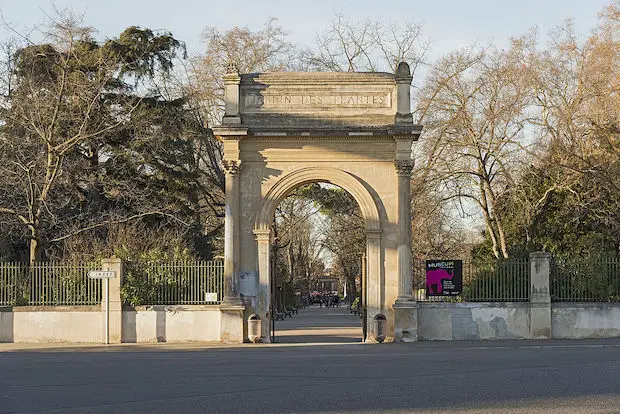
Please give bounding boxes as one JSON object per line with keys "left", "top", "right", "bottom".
{"left": 240, "top": 152, "right": 396, "bottom": 162}
{"left": 237, "top": 135, "right": 412, "bottom": 141}
{"left": 214, "top": 126, "right": 423, "bottom": 141}
{"left": 212, "top": 126, "right": 248, "bottom": 141}
{"left": 240, "top": 71, "right": 396, "bottom": 85}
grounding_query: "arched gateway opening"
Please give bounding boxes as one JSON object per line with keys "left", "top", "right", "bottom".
{"left": 265, "top": 179, "right": 368, "bottom": 343}
{"left": 257, "top": 171, "right": 374, "bottom": 343}
{"left": 214, "top": 65, "right": 422, "bottom": 343}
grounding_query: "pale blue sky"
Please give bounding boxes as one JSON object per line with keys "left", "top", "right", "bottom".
{"left": 0, "top": 0, "right": 612, "bottom": 60}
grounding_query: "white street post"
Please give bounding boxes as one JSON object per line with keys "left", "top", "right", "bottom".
{"left": 88, "top": 270, "right": 116, "bottom": 345}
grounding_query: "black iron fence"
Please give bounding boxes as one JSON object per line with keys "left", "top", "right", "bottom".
{"left": 551, "top": 256, "right": 620, "bottom": 302}
{"left": 122, "top": 260, "right": 224, "bottom": 306}
{"left": 0, "top": 261, "right": 101, "bottom": 306}
{"left": 413, "top": 258, "right": 530, "bottom": 302}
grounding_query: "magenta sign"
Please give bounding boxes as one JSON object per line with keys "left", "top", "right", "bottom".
{"left": 426, "top": 260, "right": 463, "bottom": 296}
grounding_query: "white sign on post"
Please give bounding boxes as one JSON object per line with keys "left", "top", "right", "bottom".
{"left": 88, "top": 270, "right": 116, "bottom": 279}
{"left": 88, "top": 269, "right": 116, "bottom": 345}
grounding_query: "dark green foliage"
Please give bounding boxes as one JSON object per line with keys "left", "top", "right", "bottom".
{"left": 0, "top": 24, "right": 218, "bottom": 262}
{"left": 473, "top": 161, "right": 620, "bottom": 261}
{"left": 551, "top": 255, "right": 620, "bottom": 302}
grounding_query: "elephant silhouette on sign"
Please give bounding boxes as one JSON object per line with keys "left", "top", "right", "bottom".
{"left": 426, "top": 268, "right": 454, "bottom": 294}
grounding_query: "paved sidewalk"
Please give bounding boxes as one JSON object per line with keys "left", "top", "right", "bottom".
{"left": 3, "top": 336, "right": 620, "bottom": 352}
{"left": 273, "top": 303, "right": 363, "bottom": 343}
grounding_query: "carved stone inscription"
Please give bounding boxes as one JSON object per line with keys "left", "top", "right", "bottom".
{"left": 244, "top": 93, "right": 390, "bottom": 109}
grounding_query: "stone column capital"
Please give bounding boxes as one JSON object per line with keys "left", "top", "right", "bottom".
{"left": 253, "top": 229, "right": 271, "bottom": 242}
{"left": 394, "top": 160, "right": 414, "bottom": 177}
{"left": 223, "top": 160, "right": 241, "bottom": 175}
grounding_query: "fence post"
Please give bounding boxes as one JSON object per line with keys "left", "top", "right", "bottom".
{"left": 529, "top": 252, "right": 551, "bottom": 339}
{"left": 101, "top": 257, "right": 124, "bottom": 344}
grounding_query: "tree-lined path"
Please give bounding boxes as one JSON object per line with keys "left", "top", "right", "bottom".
{"left": 274, "top": 304, "right": 362, "bottom": 343}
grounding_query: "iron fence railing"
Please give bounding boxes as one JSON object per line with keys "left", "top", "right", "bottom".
{"left": 551, "top": 256, "right": 620, "bottom": 302}
{"left": 0, "top": 262, "right": 23, "bottom": 305}
{"left": 0, "top": 262, "right": 102, "bottom": 306}
{"left": 122, "top": 260, "right": 224, "bottom": 306}
{"left": 413, "top": 258, "right": 530, "bottom": 302}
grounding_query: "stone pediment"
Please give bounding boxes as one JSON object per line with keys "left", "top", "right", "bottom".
{"left": 214, "top": 63, "right": 421, "bottom": 137}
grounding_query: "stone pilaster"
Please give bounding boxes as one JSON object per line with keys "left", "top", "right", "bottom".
{"left": 101, "top": 257, "right": 123, "bottom": 344}
{"left": 393, "top": 160, "right": 417, "bottom": 342}
{"left": 365, "top": 229, "right": 382, "bottom": 320}
{"left": 222, "top": 160, "right": 242, "bottom": 307}
{"left": 394, "top": 160, "right": 414, "bottom": 302}
{"left": 254, "top": 229, "right": 271, "bottom": 343}
{"left": 220, "top": 158, "right": 245, "bottom": 343}
{"left": 530, "top": 251, "right": 552, "bottom": 339}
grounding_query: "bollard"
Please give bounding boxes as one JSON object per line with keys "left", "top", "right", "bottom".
{"left": 373, "top": 314, "right": 387, "bottom": 343}
{"left": 248, "top": 314, "right": 262, "bottom": 343}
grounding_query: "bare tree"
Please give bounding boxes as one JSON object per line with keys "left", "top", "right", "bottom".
{"left": 529, "top": 6, "right": 619, "bottom": 191}
{"left": 302, "top": 14, "right": 429, "bottom": 73}
{"left": 187, "top": 19, "right": 298, "bottom": 127}
{"left": 415, "top": 41, "right": 533, "bottom": 259}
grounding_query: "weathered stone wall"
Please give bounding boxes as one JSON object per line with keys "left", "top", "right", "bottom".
{"left": 0, "top": 306, "right": 221, "bottom": 343}
{"left": 552, "top": 303, "right": 620, "bottom": 339}
{"left": 121, "top": 306, "right": 221, "bottom": 343}
{"left": 0, "top": 306, "right": 101, "bottom": 343}
{"left": 4, "top": 302, "right": 620, "bottom": 343}
{"left": 417, "top": 303, "right": 530, "bottom": 341}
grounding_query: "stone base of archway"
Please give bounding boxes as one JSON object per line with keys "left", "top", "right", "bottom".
{"left": 220, "top": 305, "right": 245, "bottom": 343}
{"left": 393, "top": 300, "right": 419, "bottom": 342}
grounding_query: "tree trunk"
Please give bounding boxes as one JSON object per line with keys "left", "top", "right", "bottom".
{"left": 495, "top": 216, "right": 510, "bottom": 259}
{"left": 479, "top": 181, "right": 501, "bottom": 259}
{"left": 485, "top": 181, "right": 510, "bottom": 259}
{"left": 29, "top": 236, "right": 40, "bottom": 265}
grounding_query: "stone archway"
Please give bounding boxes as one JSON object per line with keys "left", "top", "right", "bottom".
{"left": 253, "top": 167, "right": 382, "bottom": 342}
{"left": 214, "top": 64, "right": 422, "bottom": 343}
{"left": 254, "top": 166, "right": 381, "bottom": 232}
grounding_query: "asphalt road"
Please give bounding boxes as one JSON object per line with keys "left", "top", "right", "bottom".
{"left": 1, "top": 306, "right": 620, "bottom": 413}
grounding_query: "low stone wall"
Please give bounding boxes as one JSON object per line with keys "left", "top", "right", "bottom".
{"left": 417, "top": 302, "right": 530, "bottom": 341}
{"left": 0, "top": 306, "right": 101, "bottom": 343}
{"left": 552, "top": 303, "right": 620, "bottom": 339}
{"left": 0, "top": 305, "right": 221, "bottom": 343}
{"left": 414, "top": 302, "right": 620, "bottom": 341}
{"left": 122, "top": 305, "right": 221, "bottom": 343}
